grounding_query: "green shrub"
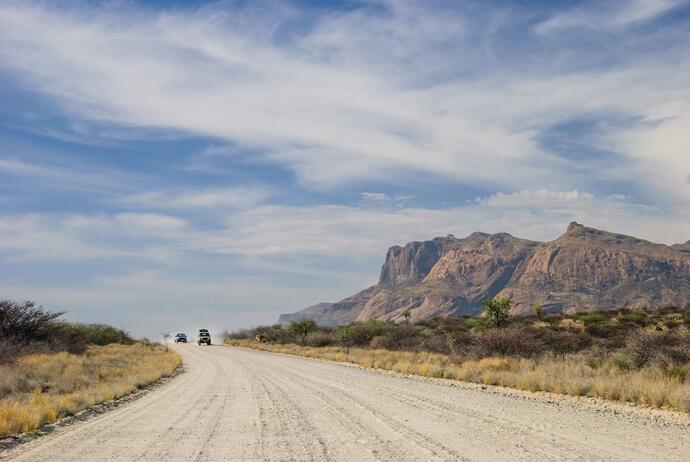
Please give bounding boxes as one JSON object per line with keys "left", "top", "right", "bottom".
{"left": 304, "top": 332, "right": 336, "bottom": 347}
{"left": 253, "top": 324, "right": 296, "bottom": 344}
{"left": 288, "top": 319, "right": 318, "bottom": 344}
{"left": 612, "top": 356, "right": 630, "bottom": 371}
{"left": 0, "top": 300, "right": 64, "bottom": 342}
{"left": 479, "top": 297, "right": 512, "bottom": 329}
{"left": 370, "top": 324, "right": 421, "bottom": 350}
{"left": 336, "top": 320, "right": 389, "bottom": 348}
{"left": 0, "top": 300, "right": 134, "bottom": 363}
{"left": 472, "top": 327, "right": 544, "bottom": 358}
{"left": 49, "top": 322, "right": 133, "bottom": 346}
{"left": 578, "top": 314, "right": 608, "bottom": 326}
{"left": 617, "top": 312, "right": 649, "bottom": 326}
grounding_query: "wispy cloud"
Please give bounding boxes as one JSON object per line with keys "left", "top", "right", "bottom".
{"left": 536, "top": 0, "right": 687, "bottom": 32}
{"left": 0, "top": 157, "right": 144, "bottom": 193}
{"left": 3, "top": 192, "right": 688, "bottom": 264}
{"left": 121, "top": 186, "right": 272, "bottom": 210}
{"left": 0, "top": 213, "right": 185, "bottom": 262}
{"left": 0, "top": 1, "right": 688, "bottom": 201}
{"left": 361, "top": 192, "right": 389, "bottom": 202}
{"left": 476, "top": 190, "right": 595, "bottom": 207}
{"left": 191, "top": 193, "right": 690, "bottom": 257}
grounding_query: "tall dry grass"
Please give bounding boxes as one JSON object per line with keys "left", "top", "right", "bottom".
{"left": 227, "top": 340, "right": 690, "bottom": 413}
{"left": 0, "top": 343, "right": 181, "bottom": 437}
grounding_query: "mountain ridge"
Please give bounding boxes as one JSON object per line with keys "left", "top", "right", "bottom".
{"left": 279, "top": 223, "right": 690, "bottom": 325}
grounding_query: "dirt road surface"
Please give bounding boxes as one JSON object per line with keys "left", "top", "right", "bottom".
{"left": 4, "top": 344, "right": 690, "bottom": 461}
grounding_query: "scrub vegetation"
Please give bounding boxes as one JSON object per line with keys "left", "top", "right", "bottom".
{"left": 0, "top": 300, "right": 181, "bottom": 437}
{"left": 225, "top": 300, "right": 690, "bottom": 413}
{"left": 0, "top": 300, "right": 133, "bottom": 363}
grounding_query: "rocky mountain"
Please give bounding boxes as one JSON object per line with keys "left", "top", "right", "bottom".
{"left": 279, "top": 223, "right": 690, "bottom": 325}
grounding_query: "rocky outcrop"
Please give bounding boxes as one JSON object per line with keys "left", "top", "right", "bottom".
{"left": 499, "top": 223, "right": 690, "bottom": 313}
{"left": 279, "top": 223, "right": 690, "bottom": 325}
{"left": 379, "top": 237, "right": 449, "bottom": 285}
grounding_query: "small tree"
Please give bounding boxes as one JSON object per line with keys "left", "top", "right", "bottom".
{"left": 0, "top": 300, "right": 65, "bottom": 341}
{"left": 337, "top": 326, "right": 358, "bottom": 355}
{"left": 161, "top": 331, "right": 171, "bottom": 350}
{"left": 534, "top": 304, "right": 544, "bottom": 322}
{"left": 288, "top": 318, "right": 317, "bottom": 344}
{"left": 480, "top": 297, "right": 512, "bottom": 328}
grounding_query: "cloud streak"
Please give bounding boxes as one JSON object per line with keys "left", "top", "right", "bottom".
{"left": 121, "top": 186, "right": 272, "bottom": 210}
{"left": 0, "top": 1, "right": 688, "bottom": 201}
{"left": 536, "top": 0, "right": 687, "bottom": 32}
{"left": 4, "top": 192, "right": 688, "bottom": 265}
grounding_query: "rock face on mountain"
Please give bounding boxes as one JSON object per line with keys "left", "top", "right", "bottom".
{"left": 279, "top": 223, "right": 690, "bottom": 325}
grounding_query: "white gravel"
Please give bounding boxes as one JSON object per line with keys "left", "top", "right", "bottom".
{"left": 3, "top": 344, "right": 690, "bottom": 461}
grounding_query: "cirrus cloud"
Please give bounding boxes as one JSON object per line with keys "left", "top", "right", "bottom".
{"left": 0, "top": 0, "right": 688, "bottom": 201}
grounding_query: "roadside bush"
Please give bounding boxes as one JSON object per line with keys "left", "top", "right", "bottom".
{"left": 625, "top": 330, "right": 690, "bottom": 369}
{"left": 472, "top": 327, "right": 544, "bottom": 358}
{"left": 0, "top": 300, "right": 134, "bottom": 363}
{"left": 336, "top": 320, "right": 387, "bottom": 348}
{"left": 479, "top": 297, "right": 512, "bottom": 329}
{"left": 0, "top": 340, "right": 36, "bottom": 364}
{"left": 288, "top": 319, "right": 318, "bottom": 344}
{"left": 336, "top": 326, "right": 359, "bottom": 350}
{"left": 304, "top": 332, "right": 336, "bottom": 347}
{"left": 0, "top": 300, "right": 64, "bottom": 342}
{"left": 448, "top": 331, "right": 474, "bottom": 356}
{"left": 254, "top": 325, "right": 296, "bottom": 344}
{"left": 224, "top": 307, "right": 690, "bottom": 368}
{"left": 542, "top": 329, "right": 592, "bottom": 354}
{"left": 222, "top": 327, "right": 262, "bottom": 341}
{"left": 370, "top": 324, "right": 421, "bottom": 350}
{"left": 419, "top": 334, "right": 452, "bottom": 354}
{"left": 49, "top": 322, "right": 133, "bottom": 347}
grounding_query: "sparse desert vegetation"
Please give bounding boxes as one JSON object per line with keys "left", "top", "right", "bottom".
{"left": 0, "top": 300, "right": 181, "bottom": 437}
{"left": 225, "top": 302, "right": 690, "bottom": 412}
{"left": 0, "top": 300, "right": 134, "bottom": 363}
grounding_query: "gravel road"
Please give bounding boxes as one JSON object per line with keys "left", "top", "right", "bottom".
{"left": 4, "top": 344, "right": 690, "bottom": 461}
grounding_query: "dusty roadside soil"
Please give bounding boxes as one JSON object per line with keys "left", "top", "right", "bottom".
{"left": 3, "top": 344, "right": 690, "bottom": 461}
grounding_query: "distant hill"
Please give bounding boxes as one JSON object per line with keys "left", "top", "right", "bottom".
{"left": 279, "top": 223, "right": 690, "bottom": 325}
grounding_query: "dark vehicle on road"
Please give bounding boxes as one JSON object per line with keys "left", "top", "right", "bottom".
{"left": 197, "top": 329, "right": 211, "bottom": 345}
{"left": 174, "top": 333, "right": 187, "bottom": 343}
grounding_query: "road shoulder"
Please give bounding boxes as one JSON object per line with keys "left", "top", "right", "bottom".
{"left": 0, "top": 364, "right": 184, "bottom": 459}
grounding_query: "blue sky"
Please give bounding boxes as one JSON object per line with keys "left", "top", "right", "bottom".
{"left": 1, "top": 0, "right": 689, "bottom": 338}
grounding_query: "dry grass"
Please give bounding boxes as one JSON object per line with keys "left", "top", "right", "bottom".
{"left": 228, "top": 339, "right": 690, "bottom": 413}
{"left": 0, "top": 343, "right": 181, "bottom": 437}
